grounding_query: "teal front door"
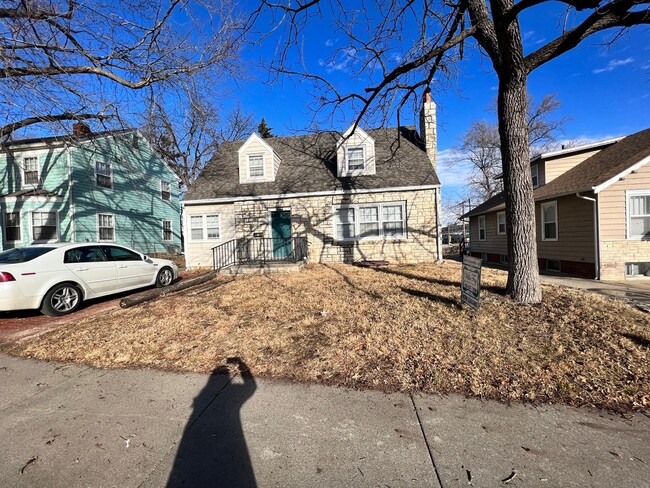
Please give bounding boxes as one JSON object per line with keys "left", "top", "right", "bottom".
{"left": 271, "top": 210, "right": 292, "bottom": 259}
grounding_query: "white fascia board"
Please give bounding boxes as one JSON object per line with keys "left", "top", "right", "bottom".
{"left": 0, "top": 195, "right": 64, "bottom": 203}
{"left": 239, "top": 132, "right": 277, "bottom": 155}
{"left": 337, "top": 125, "right": 374, "bottom": 149}
{"left": 593, "top": 154, "right": 650, "bottom": 194}
{"left": 530, "top": 137, "right": 623, "bottom": 162}
{"left": 181, "top": 184, "right": 440, "bottom": 206}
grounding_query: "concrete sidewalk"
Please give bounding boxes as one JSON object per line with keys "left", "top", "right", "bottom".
{"left": 0, "top": 354, "right": 648, "bottom": 488}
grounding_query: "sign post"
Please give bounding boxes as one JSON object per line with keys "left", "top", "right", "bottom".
{"left": 461, "top": 255, "right": 482, "bottom": 310}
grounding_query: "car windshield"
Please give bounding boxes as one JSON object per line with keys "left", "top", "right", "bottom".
{"left": 0, "top": 247, "right": 56, "bottom": 264}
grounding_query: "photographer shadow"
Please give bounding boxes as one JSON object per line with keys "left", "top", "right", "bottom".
{"left": 166, "top": 358, "right": 258, "bottom": 487}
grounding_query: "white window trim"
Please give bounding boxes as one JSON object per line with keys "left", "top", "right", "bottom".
{"left": 626, "top": 190, "right": 650, "bottom": 240}
{"left": 97, "top": 213, "right": 116, "bottom": 242}
{"left": 345, "top": 146, "right": 366, "bottom": 173}
{"left": 95, "top": 161, "right": 113, "bottom": 190}
{"left": 531, "top": 163, "right": 539, "bottom": 188}
{"left": 188, "top": 214, "right": 221, "bottom": 242}
{"left": 541, "top": 201, "right": 558, "bottom": 241}
{"left": 162, "top": 219, "right": 173, "bottom": 242}
{"left": 4, "top": 211, "right": 22, "bottom": 244}
{"left": 478, "top": 215, "right": 486, "bottom": 241}
{"left": 29, "top": 210, "right": 60, "bottom": 244}
{"left": 20, "top": 153, "right": 41, "bottom": 188}
{"left": 161, "top": 180, "right": 172, "bottom": 201}
{"left": 497, "top": 211, "right": 506, "bottom": 235}
{"left": 248, "top": 154, "right": 266, "bottom": 179}
{"left": 332, "top": 201, "right": 406, "bottom": 241}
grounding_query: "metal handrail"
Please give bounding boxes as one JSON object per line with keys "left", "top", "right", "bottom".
{"left": 212, "top": 236, "right": 308, "bottom": 270}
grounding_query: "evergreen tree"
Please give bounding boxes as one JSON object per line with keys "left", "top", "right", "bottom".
{"left": 257, "top": 118, "right": 274, "bottom": 138}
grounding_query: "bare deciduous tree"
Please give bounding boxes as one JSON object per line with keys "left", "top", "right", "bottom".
{"left": 454, "top": 94, "right": 567, "bottom": 201}
{"left": 0, "top": 0, "right": 242, "bottom": 140}
{"left": 142, "top": 87, "right": 254, "bottom": 188}
{"left": 250, "top": 0, "right": 649, "bottom": 303}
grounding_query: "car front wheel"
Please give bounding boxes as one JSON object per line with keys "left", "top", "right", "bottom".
{"left": 41, "top": 283, "right": 83, "bottom": 316}
{"left": 156, "top": 267, "right": 174, "bottom": 287}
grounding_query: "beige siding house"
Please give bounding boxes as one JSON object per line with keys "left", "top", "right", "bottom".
{"left": 465, "top": 128, "right": 650, "bottom": 280}
{"left": 183, "top": 98, "right": 442, "bottom": 269}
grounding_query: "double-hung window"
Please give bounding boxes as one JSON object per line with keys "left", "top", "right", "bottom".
{"left": 541, "top": 201, "right": 558, "bottom": 241}
{"left": 5, "top": 212, "right": 21, "bottom": 242}
{"left": 32, "top": 211, "right": 58, "bottom": 242}
{"left": 346, "top": 147, "right": 365, "bottom": 171}
{"left": 248, "top": 154, "right": 265, "bottom": 178}
{"left": 22, "top": 156, "right": 39, "bottom": 186}
{"left": 162, "top": 220, "right": 173, "bottom": 241}
{"left": 96, "top": 161, "right": 113, "bottom": 189}
{"left": 497, "top": 211, "right": 506, "bottom": 235}
{"left": 98, "top": 213, "right": 115, "bottom": 241}
{"left": 189, "top": 214, "right": 220, "bottom": 241}
{"left": 161, "top": 181, "right": 171, "bottom": 201}
{"left": 334, "top": 202, "right": 405, "bottom": 240}
{"left": 531, "top": 164, "right": 539, "bottom": 188}
{"left": 628, "top": 192, "right": 650, "bottom": 240}
{"left": 478, "top": 215, "right": 486, "bottom": 240}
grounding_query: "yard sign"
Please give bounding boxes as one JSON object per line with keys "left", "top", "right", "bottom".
{"left": 461, "top": 255, "right": 482, "bottom": 310}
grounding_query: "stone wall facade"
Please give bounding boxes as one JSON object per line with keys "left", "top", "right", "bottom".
{"left": 600, "top": 240, "right": 650, "bottom": 280}
{"left": 184, "top": 188, "right": 441, "bottom": 268}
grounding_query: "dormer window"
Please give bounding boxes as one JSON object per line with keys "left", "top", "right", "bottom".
{"left": 346, "top": 147, "right": 365, "bottom": 171}
{"left": 248, "top": 154, "right": 265, "bottom": 178}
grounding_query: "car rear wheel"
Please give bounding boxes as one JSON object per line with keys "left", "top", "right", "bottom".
{"left": 156, "top": 267, "right": 174, "bottom": 287}
{"left": 41, "top": 283, "right": 83, "bottom": 316}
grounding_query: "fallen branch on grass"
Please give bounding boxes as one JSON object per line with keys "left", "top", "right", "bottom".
{"left": 119, "top": 272, "right": 221, "bottom": 308}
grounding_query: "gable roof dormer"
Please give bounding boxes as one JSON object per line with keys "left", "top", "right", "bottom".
{"left": 237, "top": 133, "right": 280, "bottom": 184}
{"left": 336, "top": 125, "right": 376, "bottom": 177}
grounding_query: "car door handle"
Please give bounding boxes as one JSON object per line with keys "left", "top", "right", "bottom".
{"left": 75, "top": 267, "right": 89, "bottom": 271}
{"left": 118, "top": 265, "right": 128, "bottom": 269}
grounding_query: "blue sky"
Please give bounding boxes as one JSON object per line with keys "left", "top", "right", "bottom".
{"left": 231, "top": 3, "right": 649, "bottom": 205}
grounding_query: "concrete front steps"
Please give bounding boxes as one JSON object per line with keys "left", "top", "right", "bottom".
{"left": 219, "top": 261, "right": 306, "bottom": 275}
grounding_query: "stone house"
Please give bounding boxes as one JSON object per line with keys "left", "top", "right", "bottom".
{"left": 0, "top": 125, "right": 181, "bottom": 253}
{"left": 464, "top": 127, "right": 650, "bottom": 280}
{"left": 182, "top": 97, "right": 442, "bottom": 269}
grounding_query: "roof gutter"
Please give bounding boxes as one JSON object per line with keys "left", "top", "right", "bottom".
{"left": 576, "top": 192, "right": 600, "bottom": 280}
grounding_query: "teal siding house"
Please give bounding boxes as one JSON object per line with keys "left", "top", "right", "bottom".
{"left": 0, "top": 125, "right": 181, "bottom": 253}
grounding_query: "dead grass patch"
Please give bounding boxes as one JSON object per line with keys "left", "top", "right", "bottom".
{"left": 3, "top": 262, "right": 649, "bottom": 411}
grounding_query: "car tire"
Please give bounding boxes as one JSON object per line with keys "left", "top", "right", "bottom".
{"left": 41, "top": 283, "right": 83, "bottom": 317}
{"left": 156, "top": 267, "right": 174, "bottom": 288}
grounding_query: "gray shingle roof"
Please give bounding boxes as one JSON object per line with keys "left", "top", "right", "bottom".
{"left": 185, "top": 126, "right": 440, "bottom": 201}
{"left": 1, "top": 129, "right": 134, "bottom": 149}
{"left": 464, "top": 127, "right": 650, "bottom": 218}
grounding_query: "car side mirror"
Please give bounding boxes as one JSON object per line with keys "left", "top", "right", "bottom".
{"left": 142, "top": 255, "right": 149, "bottom": 261}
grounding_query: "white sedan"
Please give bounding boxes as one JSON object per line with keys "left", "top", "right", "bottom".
{"left": 0, "top": 243, "right": 178, "bottom": 316}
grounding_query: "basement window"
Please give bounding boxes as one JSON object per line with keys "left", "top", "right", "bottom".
{"left": 625, "top": 262, "right": 650, "bottom": 277}
{"left": 546, "top": 260, "right": 561, "bottom": 273}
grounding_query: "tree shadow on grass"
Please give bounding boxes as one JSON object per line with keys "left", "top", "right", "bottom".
{"left": 165, "top": 357, "right": 257, "bottom": 488}
{"left": 620, "top": 332, "right": 650, "bottom": 348}
{"left": 374, "top": 267, "right": 506, "bottom": 296}
{"left": 400, "top": 287, "right": 463, "bottom": 309}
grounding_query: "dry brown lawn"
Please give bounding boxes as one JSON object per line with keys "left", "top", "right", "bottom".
{"left": 3, "top": 262, "right": 649, "bottom": 411}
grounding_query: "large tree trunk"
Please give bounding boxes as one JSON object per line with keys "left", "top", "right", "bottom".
{"left": 497, "top": 73, "right": 542, "bottom": 303}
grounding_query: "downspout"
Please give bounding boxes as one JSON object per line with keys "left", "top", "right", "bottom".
{"left": 435, "top": 186, "right": 443, "bottom": 262}
{"left": 66, "top": 143, "right": 75, "bottom": 242}
{"left": 181, "top": 202, "right": 191, "bottom": 271}
{"left": 576, "top": 192, "right": 599, "bottom": 280}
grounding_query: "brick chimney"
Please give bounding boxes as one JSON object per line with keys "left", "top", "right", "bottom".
{"left": 419, "top": 91, "right": 437, "bottom": 170}
{"left": 72, "top": 121, "right": 92, "bottom": 136}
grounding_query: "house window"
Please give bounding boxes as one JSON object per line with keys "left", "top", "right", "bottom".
{"left": 500, "top": 254, "right": 508, "bottom": 264}
{"left": 531, "top": 164, "right": 539, "bottom": 188}
{"left": 333, "top": 202, "right": 405, "bottom": 240}
{"left": 162, "top": 220, "right": 173, "bottom": 241}
{"left": 627, "top": 192, "right": 650, "bottom": 240}
{"left": 96, "top": 161, "right": 112, "bottom": 189}
{"left": 346, "top": 147, "right": 365, "bottom": 171}
{"left": 478, "top": 215, "right": 486, "bottom": 240}
{"left": 248, "top": 154, "right": 265, "bottom": 178}
{"left": 625, "top": 262, "right": 650, "bottom": 277}
{"left": 5, "top": 212, "right": 21, "bottom": 242}
{"left": 31, "top": 211, "right": 58, "bottom": 242}
{"left": 22, "top": 156, "right": 39, "bottom": 186}
{"left": 98, "top": 213, "right": 115, "bottom": 241}
{"left": 189, "top": 214, "right": 220, "bottom": 241}
{"left": 541, "top": 201, "right": 558, "bottom": 241}
{"left": 497, "top": 211, "right": 506, "bottom": 235}
{"left": 546, "top": 259, "right": 561, "bottom": 272}
{"left": 161, "top": 181, "right": 171, "bottom": 201}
